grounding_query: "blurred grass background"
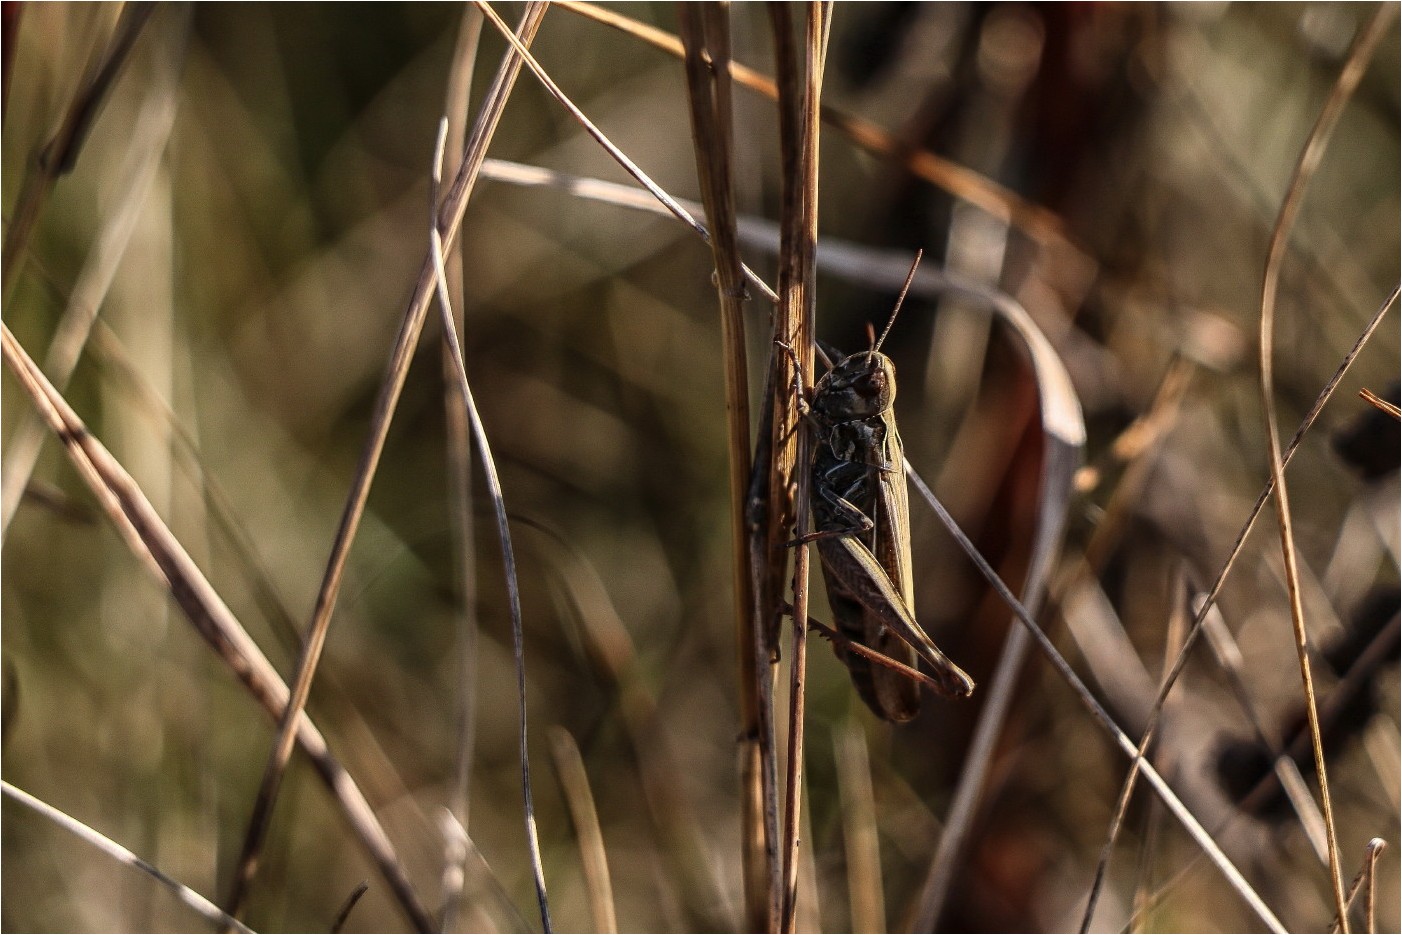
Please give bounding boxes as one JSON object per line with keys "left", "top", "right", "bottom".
{"left": 2, "top": 3, "right": 1398, "bottom": 932}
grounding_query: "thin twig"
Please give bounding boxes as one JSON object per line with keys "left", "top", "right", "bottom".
{"left": 2, "top": 781, "right": 254, "bottom": 934}
{"left": 430, "top": 110, "right": 553, "bottom": 931}
{"left": 1358, "top": 387, "right": 1400, "bottom": 420}
{"left": 769, "top": 5, "right": 825, "bottom": 931}
{"left": 1331, "top": 838, "right": 1388, "bottom": 934}
{"left": 437, "top": 11, "right": 484, "bottom": 931}
{"left": 1080, "top": 281, "right": 1398, "bottom": 929}
{"left": 551, "top": 0, "right": 1076, "bottom": 254}
{"left": 329, "top": 882, "right": 369, "bottom": 935}
{"left": 1255, "top": 9, "right": 1394, "bottom": 926}
{"left": 904, "top": 464, "right": 1288, "bottom": 933}
{"left": 220, "top": 6, "right": 548, "bottom": 928}
{"left": 1363, "top": 838, "right": 1384, "bottom": 934}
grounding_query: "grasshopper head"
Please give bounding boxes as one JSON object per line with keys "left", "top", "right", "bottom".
{"left": 814, "top": 350, "right": 896, "bottom": 421}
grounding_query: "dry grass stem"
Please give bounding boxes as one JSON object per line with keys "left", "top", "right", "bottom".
{"left": 0, "top": 323, "right": 430, "bottom": 929}
{"left": 329, "top": 882, "right": 370, "bottom": 935}
{"left": 221, "top": 5, "right": 547, "bottom": 928}
{"left": 676, "top": 5, "right": 776, "bottom": 929}
{"left": 833, "top": 724, "right": 884, "bottom": 933}
{"left": 552, "top": 0, "right": 1075, "bottom": 255}
{"left": 1359, "top": 387, "right": 1401, "bottom": 419}
{"left": 547, "top": 726, "right": 618, "bottom": 934}
{"left": 1, "top": 781, "right": 254, "bottom": 934}
{"left": 1, "top": 2, "right": 154, "bottom": 287}
{"left": 430, "top": 107, "right": 553, "bottom": 929}
{"left": 0, "top": 38, "right": 180, "bottom": 536}
{"left": 1332, "top": 838, "right": 1389, "bottom": 934}
{"left": 1081, "top": 278, "right": 1398, "bottom": 928}
{"left": 438, "top": 12, "right": 485, "bottom": 931}
{"left": 903, "top": 461, "right": 1286, "bottom": 932}
{"left": 768, "top": 6, "right": 826, "bottom": 930}
{"left": 1255, "top": 7, "right": 1394, "bottom": 926}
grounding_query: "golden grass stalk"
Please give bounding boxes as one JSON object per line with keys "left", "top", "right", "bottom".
{"left": 1359, "top": 387, "right": 1401, "bottom": 420}
{"left": 552, "top": 0, "right": 1074, "bottom": 255}
{"left": 1254, "top": 8, "right": 1396, "bottom": 925}
{"left": 548, "top": 726, "right": 618, "bottom": 934}
{"left": 768, "top": 6, "right": 826, "bottom": 931}
{"left": 675, "top": 6, "right": 773, "bottom": 930}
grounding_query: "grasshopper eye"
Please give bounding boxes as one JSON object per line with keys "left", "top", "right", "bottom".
{"left": 856, "top": 370, "right": 886, "bottom": 399}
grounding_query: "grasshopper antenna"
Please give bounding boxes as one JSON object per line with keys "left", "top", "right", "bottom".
{"left": 868, "top": 249, "right": 923, "bottom": 363}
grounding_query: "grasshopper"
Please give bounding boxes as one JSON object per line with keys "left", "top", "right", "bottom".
{"left": 793, "top": 255, "right": 974, "bottom": 722}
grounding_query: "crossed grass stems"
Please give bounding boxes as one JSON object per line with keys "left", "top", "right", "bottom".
{"left": 2, "top": 2, "right": 1397, "bottom": 933}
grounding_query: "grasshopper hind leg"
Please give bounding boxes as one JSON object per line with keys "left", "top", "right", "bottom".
{"left": 826, "top": 587, "right": 922, "bottom": 723}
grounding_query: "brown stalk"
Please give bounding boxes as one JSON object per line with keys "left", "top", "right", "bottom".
{"left": 1256, "top": 7, "right": 1393, "bottom": 927}
{"left": 329, "top": 882, "right": 370, "bottom": 935}
{"left": 1079, "top": 9, "right": 1399, "bottom": 913}
{"left": 1358, "top": 387, "right": 1400, "bottom": 420}
{"left": 768, "top": 5, "right": 824, "bottom": 931}
{"left": 0, "top": 323, "right": 433, "bottom": 931}
{"left": 1081, "top": 281, "right": 1398, "bottom": 930}
{"left": 428, "top": 117, "right": 552, "bottom": 931}
{"left": 221, "top": 5, "right": 549, "bottom": 927}
{"left": 552, "top": 0, "right": 1074, "bottom": 254}
{"left": 547, "top": 727, "right": 618, "bottom": 934}
{"left": 1, "top": 2, "right": 154, "bottom": 290}
{"left": 1, "top": 15, "right": 184, "bottom": 537}
{"left": 675, "top": 6, "right": 773, "bottom": 930}
{"left": 1331, "top": 839, "right": 1389, "bottom": 934}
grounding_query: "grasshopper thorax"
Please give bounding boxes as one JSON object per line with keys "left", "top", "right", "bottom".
{"left": 812, "top": 350, "right": 897, "bottom": 423}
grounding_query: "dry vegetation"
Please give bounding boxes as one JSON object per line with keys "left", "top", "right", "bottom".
{"left": 2, "top": 3, "right": 1398, "bottom": 933}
